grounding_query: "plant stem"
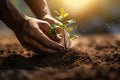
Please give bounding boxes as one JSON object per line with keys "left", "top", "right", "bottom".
{"left": 63, "top": 29, "right": 67, "bottom": 49}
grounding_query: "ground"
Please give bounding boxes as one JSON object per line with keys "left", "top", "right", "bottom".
{"left": 0, "top": 34, "right": 120, "bottom": 80}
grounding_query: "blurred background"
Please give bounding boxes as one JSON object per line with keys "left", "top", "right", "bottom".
{"left": 0, "top": 0, "right": 120, "bottom": 35}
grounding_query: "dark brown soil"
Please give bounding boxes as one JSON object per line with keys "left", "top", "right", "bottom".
{"left": 0, "top": 34, "right": 120, "bottom": 80}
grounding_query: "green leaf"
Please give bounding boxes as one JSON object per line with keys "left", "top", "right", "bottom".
{"left": 60, "top": 8, "right": 65, "bottom": 14}
{"left": 67, "top": 19, "right": 76, "bottom": 24}
{"left": 50, "top": 28, "right": 56, "bottom": 34}
{"left": 54, "top": 8, "right": 69, "bottom": 21}
{"left": 69, "top": 35, "right": 78, "bottom": 40}
{"left": 63, "top": 13, "right": 69, "bottom": 19}
{"left": 60, "top": 24, "right": 67, "bottom": 28}
{"left": 51, "top": 24, "right": 60, "bottom": 28}
{"left": 55, "top": 16, "right": 64, "bottom": 21}
{"left": 54, "top": 10, "right": 60, "bottom": 15}
{"left": 67, "top": 27, "right": 73, "bottom": 32}
{"left": 50, "top": 25, "right": 60, "bottom": 34}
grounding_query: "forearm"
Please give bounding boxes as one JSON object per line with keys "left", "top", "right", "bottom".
{"left": 0, "top": 0, "right": 26, "bottom": 31}
{"left": 24, "top": 0, "right": 51, "bottom": 19}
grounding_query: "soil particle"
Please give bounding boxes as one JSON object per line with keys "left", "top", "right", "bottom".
{"left": 0, "top": 34, "right": 120, "bottom": 80}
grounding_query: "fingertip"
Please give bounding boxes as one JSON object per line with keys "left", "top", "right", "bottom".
{"left": 49, "top": 33, "right": 61, "bottom": 42}
{"left": 57, "top": 44, "right": 65, "bottom": 51}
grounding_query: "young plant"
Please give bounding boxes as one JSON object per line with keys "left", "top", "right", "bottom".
{"left": 50, "top": 8, "right": 78, "bottom": 49}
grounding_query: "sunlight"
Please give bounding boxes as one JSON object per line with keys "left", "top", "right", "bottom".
{"left": 48, "top": 0, "right": 115, "bottom": 19}
{"left": 61, "top": 0, "right": 96, "bottom": 14}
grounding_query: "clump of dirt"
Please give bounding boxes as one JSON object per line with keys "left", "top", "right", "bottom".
{"left": 0, "top": 34, "right": 120, "bottom": 80}
{"left": 0, "top": 49, "right": 92, "bottom": 69}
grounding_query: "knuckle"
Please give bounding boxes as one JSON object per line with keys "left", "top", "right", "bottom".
{"left": 23, "top": 20, "right": 31, "bottom": 32}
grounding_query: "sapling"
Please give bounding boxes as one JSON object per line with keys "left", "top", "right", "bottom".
{"left": 50, "top": 8, "right": 78, "bottom": 49}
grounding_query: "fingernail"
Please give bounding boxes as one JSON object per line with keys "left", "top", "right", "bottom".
{"left": 57, "top": 34, "right": 62, "bottom": 39}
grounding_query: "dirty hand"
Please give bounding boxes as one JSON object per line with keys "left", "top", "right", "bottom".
{"left": 14, "top": 16, "right": 64, "bottom": 54}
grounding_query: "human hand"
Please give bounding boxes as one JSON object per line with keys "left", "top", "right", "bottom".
{"left": 0, "top": 0, "right": 65, "bottom": 54}
{"left": 43, "top": 15, "right": 72, "bottom": 48}
{"left": 24, "top": 0, "right": 71, "bottom": 48}
{"left": 13, "top": 16, "right": 64, "bottom": 54}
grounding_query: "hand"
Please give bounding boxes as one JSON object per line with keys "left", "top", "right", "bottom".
{"left": 13, "top": 16, "right": 64, "bottom": 54}
{"left": 0, "top": 0, "right": 64, "bottom": 54}
{"left": 23, "top": 0, "right": 71, "bottom": 48}
{"left": 43, "top": 15, "right": 72, "bottom": 48}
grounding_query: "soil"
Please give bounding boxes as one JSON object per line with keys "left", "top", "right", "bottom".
{"left": 0, "top": 34, "right": 120, "bottom": 80}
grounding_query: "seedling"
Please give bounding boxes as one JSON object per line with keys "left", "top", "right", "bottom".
{"left": 50, "top": 8, "right": 78, "bottom": 49}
